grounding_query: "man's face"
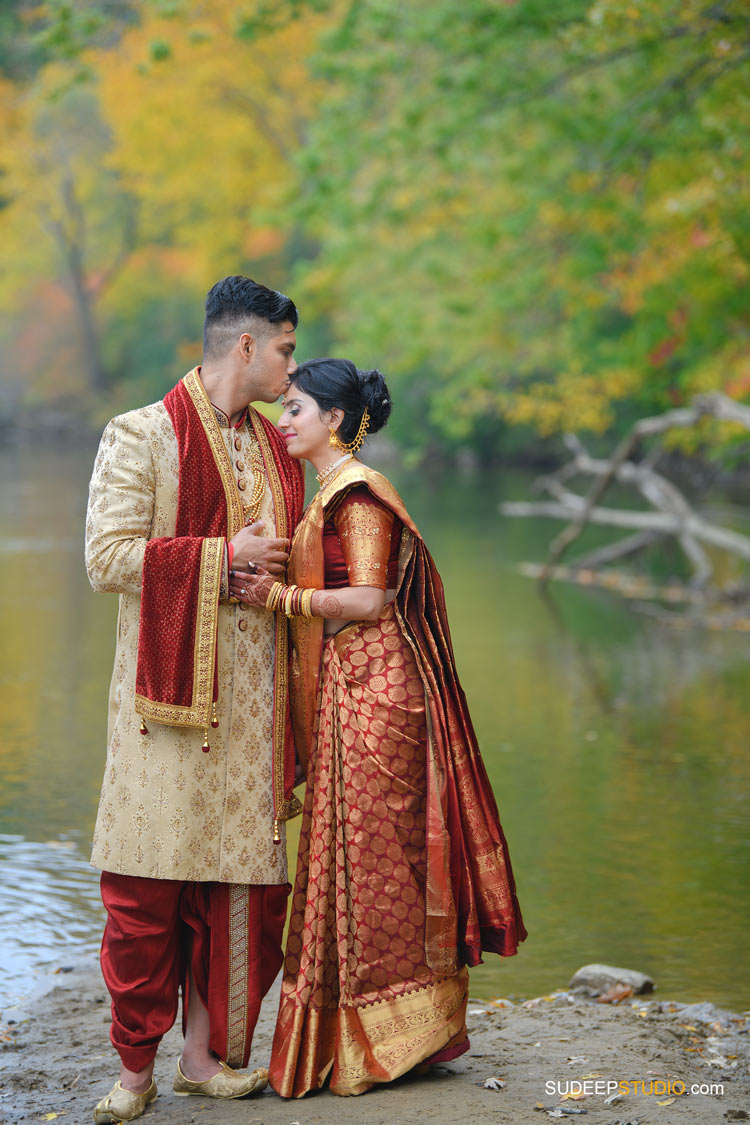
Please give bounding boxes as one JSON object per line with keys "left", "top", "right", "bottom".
{"left": 248, "top": 321, "right": 297, "bottom": 402}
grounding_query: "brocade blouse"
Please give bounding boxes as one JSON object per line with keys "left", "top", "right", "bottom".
{"left": 323, "top": 485, "right": 400, "bottom": 589}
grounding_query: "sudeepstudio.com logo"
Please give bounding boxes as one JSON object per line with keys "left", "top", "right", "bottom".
{"left": 545, "top": 1078, "right": 724, "bottom": 1098}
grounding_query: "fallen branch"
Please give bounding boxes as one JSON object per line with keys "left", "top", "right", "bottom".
{"left": 538, "top": 393, "right": 750, "bottom": 583}
{"left": 500, "top": 392, "right": 750, "bottom": 617}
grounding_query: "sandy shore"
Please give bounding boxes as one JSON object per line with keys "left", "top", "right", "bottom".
{"left": 1, "top": 958, "right": 748, "bottom": 1125}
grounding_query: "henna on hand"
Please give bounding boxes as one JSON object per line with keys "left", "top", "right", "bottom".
{"left": 228, "top": 569, "right": 276, "bottom": 608}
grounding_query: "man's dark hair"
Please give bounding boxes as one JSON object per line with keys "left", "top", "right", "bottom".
{"left": 203, "top": 275, "right": 298, "bottom": 359}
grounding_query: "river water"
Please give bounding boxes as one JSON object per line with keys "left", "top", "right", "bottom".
{"left": 1, "top": 441, "right": 748, "bottom": 1010}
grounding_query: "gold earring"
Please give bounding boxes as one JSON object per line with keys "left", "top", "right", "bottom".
{"left": 329, "top": 409, "right": 370, "bottom": 454}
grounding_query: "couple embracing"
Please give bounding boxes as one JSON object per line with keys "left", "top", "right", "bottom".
{"left": 85, "top": 275, "right": 525, "bottom": 1121}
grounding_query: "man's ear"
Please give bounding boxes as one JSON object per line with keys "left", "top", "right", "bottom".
{"left": 238, "top": 331, "right": 256, "bottom": 362}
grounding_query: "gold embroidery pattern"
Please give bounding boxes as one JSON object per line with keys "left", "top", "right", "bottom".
{"left": 183, "top": 368, "right": 245, "bottom": 539}
{"left": 338, "top": 974, "right": 467, "bottom": 1044}
{"left": 135, "top": 536, "right": 223, "bottom": 727}
{"left": 226, "top": 884, "right": 250, "bottom": 1067}
{"left": 334, "top": 498, "right": 394, "bottom": 589}
{"left": 272, "top": 968, "right": 468, "bottom": 1097}
{"left": 249, "top": 408, "right": 291, "bottom": 823}
{"left": 88, "top": 404, "right": 288, "bottom": 884}
{"left": 336, "top": 976, "right": 467, "bottom": 1084}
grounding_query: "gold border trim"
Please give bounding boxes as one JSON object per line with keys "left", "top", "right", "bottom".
{"left": 135, "top": 536, "right": 223, "bottom": 727}
{"left": 225, "top": 884, "right": 249, "bottom": 1067}
{"left": 184, "top": 368, "right": 245, "bottom": 539}
{"left": 250, "top": 408, "right": 290, "bottom": 821}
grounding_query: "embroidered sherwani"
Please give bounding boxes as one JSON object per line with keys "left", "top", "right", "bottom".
{"left": 86, "top": 397, "right": 287, "bottom": 884}
{"left": 86, "top": 371, "right": 304, "bottom": 1072}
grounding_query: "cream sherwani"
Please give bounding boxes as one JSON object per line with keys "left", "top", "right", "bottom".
{"left": 85, "top": 399, "right": 287, "bottom": 884}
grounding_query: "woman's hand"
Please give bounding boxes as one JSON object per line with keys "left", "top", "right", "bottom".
{"left": 228, "top": 569, "right": 277, "bottom": 608}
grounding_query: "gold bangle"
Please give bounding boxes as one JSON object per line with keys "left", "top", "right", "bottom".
{"left": 282, "top": 586, "right": 295, "bottom": 617}
{"left": 266, "top": 581, "right": 283, "bottom": 612}
{"left": 302, "top": 587, "right": 314, "bottom": 618}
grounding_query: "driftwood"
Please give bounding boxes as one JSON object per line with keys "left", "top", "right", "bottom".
{"left": 500, "top": 392, "right": 750, "bottom": 606}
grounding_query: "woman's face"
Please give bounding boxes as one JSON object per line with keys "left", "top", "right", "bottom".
{"left": 279, "top": 384, "right": 337, "bottom": 461}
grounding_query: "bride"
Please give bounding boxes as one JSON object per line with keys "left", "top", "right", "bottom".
{"left": 229, "top": 357, "right": 526, "bottom": 1098}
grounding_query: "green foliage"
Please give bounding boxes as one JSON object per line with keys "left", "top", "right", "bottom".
{"left": 1, "top": 0, "right": 748, "bottom": 461}
{"left": 148, "top": 38, "right": 172, "bottom": 61}
{"left": 287, "top": 0, "right": 750, "bottom": 457}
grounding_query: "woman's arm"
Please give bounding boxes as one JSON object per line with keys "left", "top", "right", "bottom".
{"left": 229, "top": 487, "right": 396, "bottom": 625}
{"left": 311, "top": 585, "right": 387, "bottom": 624}
{"left": 228, "top": 571, "right": 387, "bottom": 623}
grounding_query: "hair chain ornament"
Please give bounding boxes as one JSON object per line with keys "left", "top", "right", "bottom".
{"left": 329, "top": 406, "right": 370, "bottom": 454}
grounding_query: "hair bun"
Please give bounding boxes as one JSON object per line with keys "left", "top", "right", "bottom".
{"left": 358, "top": 368, "right": 392, "bottom": 434}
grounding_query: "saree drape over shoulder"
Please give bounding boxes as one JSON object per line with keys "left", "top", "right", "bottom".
{"left": 270, "top": 462, "right": 526, "bottom": 1098}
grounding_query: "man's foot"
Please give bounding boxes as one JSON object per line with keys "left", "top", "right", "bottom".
{"left": 176, "top": 1052, "right": 223, "bottom": 1082}
{"left": 93, "top": 1079, "right": 157, "bottom": 1122}
{"left": 173, "top": 1058, "right": 268, "bottom": 1099}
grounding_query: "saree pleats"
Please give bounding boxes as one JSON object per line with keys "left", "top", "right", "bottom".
{"left": 269, "top": 604, "right": 469, "bottom": 1098}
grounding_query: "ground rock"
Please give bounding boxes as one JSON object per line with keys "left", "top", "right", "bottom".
{"left": 569, "top": 963, "right": 654, "bottom": 997}
{"left": 673, "top": 1001, "right": 736, "bottom": 1026}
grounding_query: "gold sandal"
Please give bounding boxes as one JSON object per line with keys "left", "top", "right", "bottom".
{"left": 93, "top": 1079, "right": 157, "bottom": 1122}
{"left": 173, "top": 1058, "right": 268, "bottom": 1098}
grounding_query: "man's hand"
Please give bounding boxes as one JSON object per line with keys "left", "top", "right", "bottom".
{"left": 230, "top": 521, "right": 290, "bottom": 576}
{"left": 229, "top": 569, "right": 277, "bottom": 608}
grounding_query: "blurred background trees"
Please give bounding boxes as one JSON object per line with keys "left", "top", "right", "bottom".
{"left": 1, "top": 0, "right": 748, "bottom": 461}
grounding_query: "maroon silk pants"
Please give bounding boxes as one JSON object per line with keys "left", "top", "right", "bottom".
{"left": 100, "top": 872, "right": 289, "bottom": 1071}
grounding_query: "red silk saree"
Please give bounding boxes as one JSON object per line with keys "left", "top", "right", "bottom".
{"left": 270, "top": 462, "right": 526, "bottom": 1097}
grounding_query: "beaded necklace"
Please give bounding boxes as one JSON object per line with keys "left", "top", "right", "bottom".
{"left": 244, "top": 436, "right": 266, "bottom": 521}
{"left": 315, "top": 453, "right": 353, "bottom": 490}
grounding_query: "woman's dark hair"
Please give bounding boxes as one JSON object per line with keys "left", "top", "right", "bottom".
{"left": 291, "top": 358, "right": 392, "bottom": 445}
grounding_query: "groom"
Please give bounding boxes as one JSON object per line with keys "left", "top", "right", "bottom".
{"left": 85, "top": 276, "right": 305, "bottom": 1122}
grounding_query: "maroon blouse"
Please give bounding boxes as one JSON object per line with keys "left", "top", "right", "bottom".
{"left": 322, "top": 485, "right": 401, "bottom": 589}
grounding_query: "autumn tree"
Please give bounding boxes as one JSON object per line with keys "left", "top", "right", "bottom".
{"left": 0, "top": 0, "right": 329, "bottom": 418}
{"left": 281, "top": 0, "right": 750, "bottom": 456}
{"left": 3, "top": 0, "right": 749, "bottom": 459}
{"left": 0, "top": 68, "right": 139, "bottom": 399}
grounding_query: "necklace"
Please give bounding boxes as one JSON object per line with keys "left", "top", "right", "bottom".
{"left": 244, "top": 436, "right": 266, "bottom": 521}
{"left": 315, "top": 453, "right": 353, "bottom": 489}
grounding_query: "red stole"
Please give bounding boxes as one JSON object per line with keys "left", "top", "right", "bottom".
{"left": 134, "top": 369, "right": 305, "bottom": 815}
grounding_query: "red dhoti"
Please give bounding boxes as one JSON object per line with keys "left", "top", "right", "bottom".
{"left": 100, "top": 872, "right": 289, "bottom": 1072}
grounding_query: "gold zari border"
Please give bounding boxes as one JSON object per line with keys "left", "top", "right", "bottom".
{"left": 184, "top": 368, "right": 245, "bottom": 539}
{"left": 250, "top": 407, "right": 293, "bottom": 822}
{"left": 135, "top": 535, "right": 223, "bottom": 727}
{"left": 225, "top": 884, "right": 250, "bottom": 1068}
{"left": 272, "top": 968, "right": 468, "bottom": 1097}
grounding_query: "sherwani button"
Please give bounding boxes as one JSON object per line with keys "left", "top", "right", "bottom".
{"left": 234, "top": 437, "right": 242, "bottom": 451}
{"left": 238, "top": 617, "right": 248, "bottom": 631}
{"left": 236, "top": 460, "right": 245, "bottom": 472}
{"left": 240, "top": 601, "right": 250, "bottom": 611}
{"left": 237, "top": 479, "right": 246, "bottom": 491}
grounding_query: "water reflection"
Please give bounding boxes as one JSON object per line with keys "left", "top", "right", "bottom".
{"left": 0, "top": 836, "right": 104, "bottom": 1007}
{"left": 0, "top": 445, "right": 748, "bottom": 1009}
